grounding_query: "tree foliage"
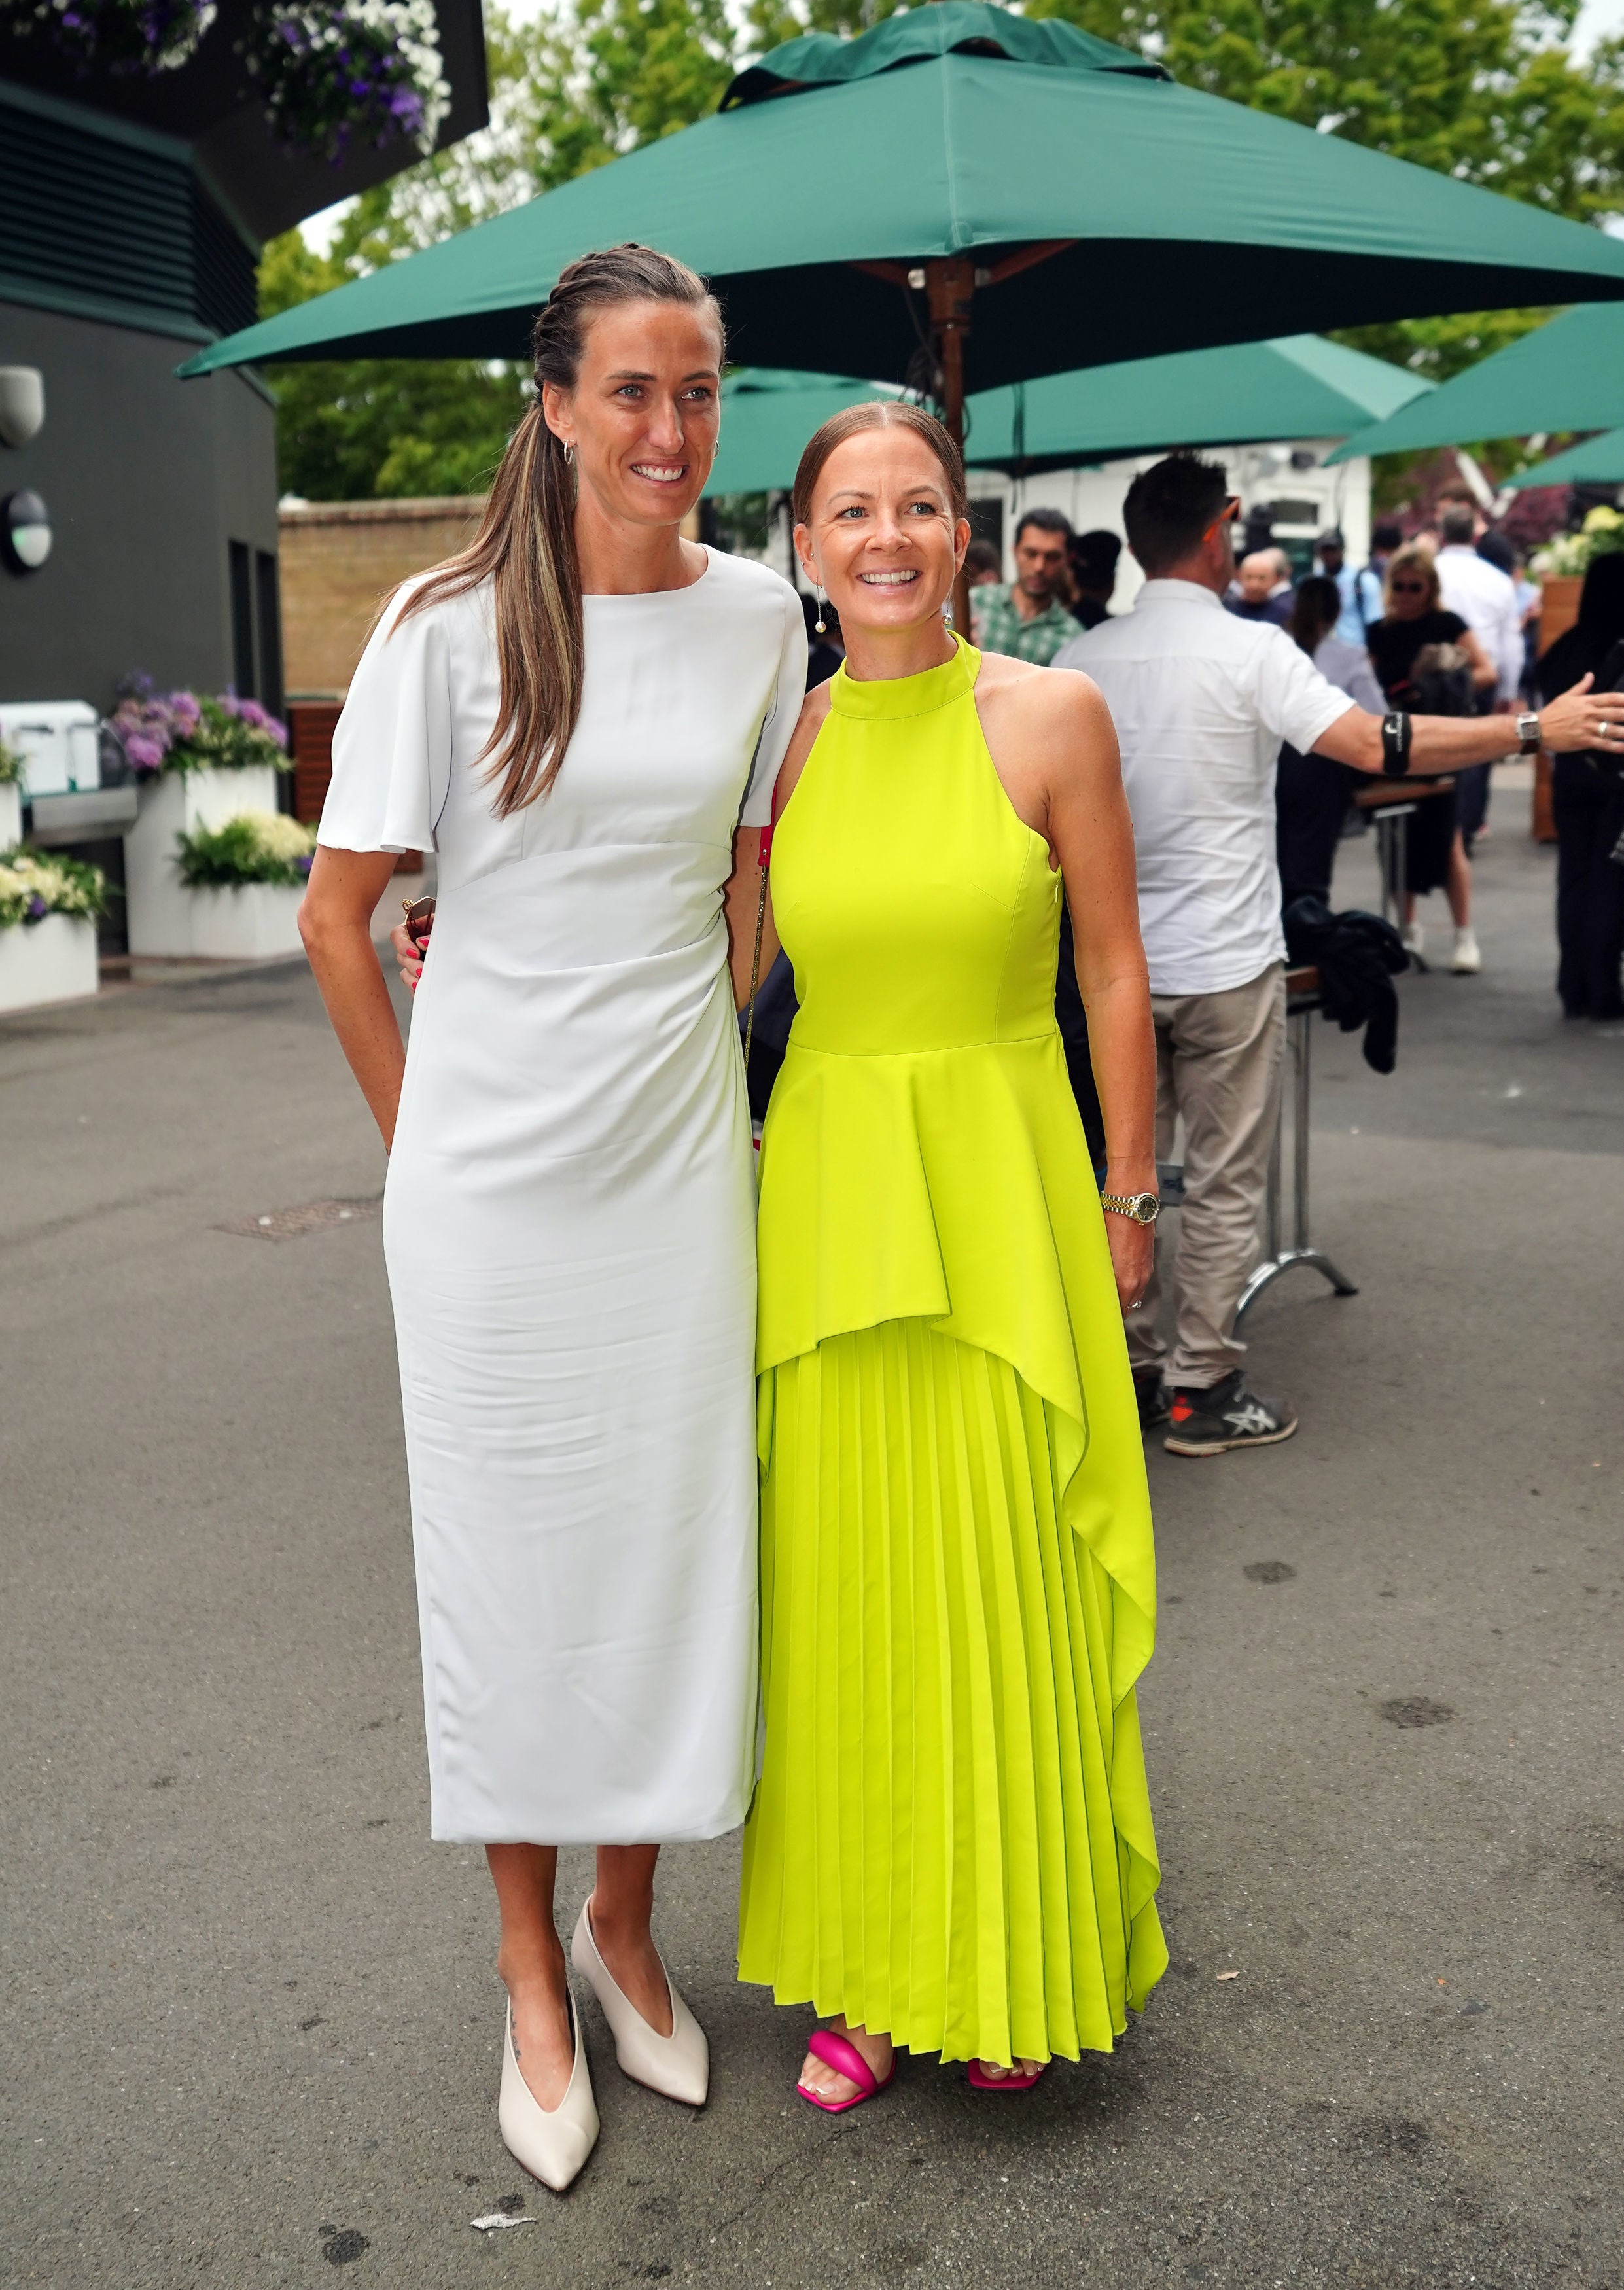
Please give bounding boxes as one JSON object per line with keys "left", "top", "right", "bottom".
{"left": 262, "top": 0, "right": 1624, "bottom": 499}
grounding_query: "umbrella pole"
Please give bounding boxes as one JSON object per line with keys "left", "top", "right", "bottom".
{"left": 926, "top": 256, "right": 975, "bottom": 637}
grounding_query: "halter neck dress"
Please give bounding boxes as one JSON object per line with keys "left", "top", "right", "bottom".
{"left": 737, "top": 637, "right": 1166, "bottom": 2068}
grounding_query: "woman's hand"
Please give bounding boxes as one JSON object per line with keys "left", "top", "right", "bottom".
{"left": 391, "top": 916, "right": 427, "bottom": 993}
{"left": 1104, "top": 1208, "right": 1154, "bottom": 1316}
{"left": 299, "top": 847, "right": 410, "bottom": 1152}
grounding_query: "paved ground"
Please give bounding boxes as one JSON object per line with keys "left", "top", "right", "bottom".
{"left": 3, "top": 771, "right": 1621, "bottom": 2289}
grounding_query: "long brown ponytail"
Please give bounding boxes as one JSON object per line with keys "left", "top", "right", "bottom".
{"left": 396, "top": 244, "right": 722, "bottom": 815}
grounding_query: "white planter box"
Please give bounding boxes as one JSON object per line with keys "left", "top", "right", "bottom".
{"left": 185, "top": 880, "right": 306, "bottom": 961}
{"left": 0, "top": 912, "right": 99, "bottom": 1013}
{"left": 0, "top": 783, "right": 21, "bottom": 849}
{"left": 122, "top": 766, "right": 281, "bottom": 957}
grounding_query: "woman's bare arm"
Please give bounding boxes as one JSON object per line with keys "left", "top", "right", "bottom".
{"left": 722, "top": 684, "right": 831, "bottom": 1010}
{"left": 978, "top": 660, "right": 1156, "bottom": 1312}
{"left": 299, "top": 847, "right": 408, "bottom": 1150}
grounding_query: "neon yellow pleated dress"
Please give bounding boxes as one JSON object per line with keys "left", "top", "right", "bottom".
{"left": 737, "top": 636, "right": 1166, "bottom": 2069}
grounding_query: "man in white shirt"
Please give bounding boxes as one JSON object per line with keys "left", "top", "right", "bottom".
{"left": 1434, "top": 503, "right": 1524, "bottom": 701}
{"left": 1052, "top": 453, "right": 1624, "bottom": 1457}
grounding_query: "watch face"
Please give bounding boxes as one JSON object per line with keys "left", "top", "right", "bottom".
{"left": 1135, "top": 1193, "right": 1159, "bottom": 1222}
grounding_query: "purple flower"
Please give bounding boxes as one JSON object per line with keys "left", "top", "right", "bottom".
{"left": 124, "top": 734, "right": 164, "bottom": 773}
{"left": 26, "top": 894, "right": 47, "bottom": 921}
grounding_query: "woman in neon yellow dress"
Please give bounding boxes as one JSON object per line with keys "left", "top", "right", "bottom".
{"left": 737, "top": 401, "right": 1167, "bottom": 2103}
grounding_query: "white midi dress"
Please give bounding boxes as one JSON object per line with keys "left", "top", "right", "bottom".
{"left": 320, "top": 549, "right": 803, "bottom": 1844}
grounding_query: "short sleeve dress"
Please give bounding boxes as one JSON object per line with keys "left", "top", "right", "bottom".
{"left": 321, "top": 549, "right": 805, "bottom": 1845}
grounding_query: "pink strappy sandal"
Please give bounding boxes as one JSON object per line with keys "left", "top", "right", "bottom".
{"left": 967, "top": 2058, "right": 1046, "bottom": 2092}
{"left": 796, "top": 2028, "right": 896, "bottom": 2115}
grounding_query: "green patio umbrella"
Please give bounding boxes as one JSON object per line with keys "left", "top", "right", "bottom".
{"left": 1504, "top": 427, "right": 1624, "bottom": 490}
{"left": 1328, "top": 302, "right": 1624, "bottom": 465}
{"left": 707, "top": 370, "right": 896, "bottom": 495}
{"left": 705, "top": 335, "right": 1430, "bottom": 495}
{"left": 957, "top": 332, "right": 1430, "bottom": 476}
{"left": 181, "top": 0, "right": 1624, "bottom": 467}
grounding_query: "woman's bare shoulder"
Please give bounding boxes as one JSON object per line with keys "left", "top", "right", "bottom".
{"left": 976, "top": 650, "right": 1112, "bottom": 734}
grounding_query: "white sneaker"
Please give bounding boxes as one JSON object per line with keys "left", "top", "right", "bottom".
{"left": 1401, "top": 920, "right": 1425, "bottom": 957}
{"left": 1451, "top": 928, "right": 1482, "bottom": 975}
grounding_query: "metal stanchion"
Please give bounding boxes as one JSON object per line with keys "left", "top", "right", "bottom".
{"left": 1235, "top": 995, "right": 1359, "bottom": 1324}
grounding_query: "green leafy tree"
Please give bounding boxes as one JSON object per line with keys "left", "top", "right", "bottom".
{"left": 1023, "top": 0, "right": 1624, "bottom": 385}
{"left": 266, "top": 0, "right": 1624, "bottom": 498}
{"left": 259, "top": 221, "right": 523, "bottom": 500}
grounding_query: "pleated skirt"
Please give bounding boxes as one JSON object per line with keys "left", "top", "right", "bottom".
{"left": 737, "top": 1316, "right": 1164, "bottom": 2067}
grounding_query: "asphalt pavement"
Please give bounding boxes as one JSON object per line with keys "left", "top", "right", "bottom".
{"left": 3, "top": 768, "right": 1621, "bottom": 2289}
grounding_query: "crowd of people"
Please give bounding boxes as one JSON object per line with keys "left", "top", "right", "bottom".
{"left": 294, "top": 245, "right": 1624, "bottom": 2198}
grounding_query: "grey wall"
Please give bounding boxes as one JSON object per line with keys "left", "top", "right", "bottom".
{"left": 0, "top": 301, "right": 278, "bottom": 712}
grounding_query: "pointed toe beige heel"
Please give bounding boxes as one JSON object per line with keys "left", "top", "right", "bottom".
{"left": 497, "top": 1995, "right": 599, "bottom": 2194}
{"left": 571, "top": 1897, "right": 709, "bottom": 2107}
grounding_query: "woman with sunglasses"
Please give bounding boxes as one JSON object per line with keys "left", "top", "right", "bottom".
{"left": 1365, "top": 544, "right": 1496, "bottom": 972}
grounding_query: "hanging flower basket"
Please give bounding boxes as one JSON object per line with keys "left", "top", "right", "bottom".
{"left": 18, "top": 0, "right": 216, "bottom": 74}
{"left": 246, "top": 0, "right": 448, "bottom": 158}
{"left": 16, "top": 0, "right": 445, "bottom": 158}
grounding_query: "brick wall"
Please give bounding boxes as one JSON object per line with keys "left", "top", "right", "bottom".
{"left": 279, "top": 497, "right": 487, "bottom": 701}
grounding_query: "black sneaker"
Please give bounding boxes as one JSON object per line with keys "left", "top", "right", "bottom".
{"left": 1133, "top": 1369, "right": 1170, "bottom": 1430}
{"left": 1163, "top": 1371, "right": 1297, "bottom": 1458}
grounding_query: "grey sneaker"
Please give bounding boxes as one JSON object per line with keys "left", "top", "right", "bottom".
{"left": 1163, "top": 1371, "right": 1297, "bottom": 1458}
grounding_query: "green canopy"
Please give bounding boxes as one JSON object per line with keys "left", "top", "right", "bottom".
{"left": 1328, "top": 302, "right": 1624, "bottom": 463}
{"left": 179, "top": 1, "right": 1624, "bottom": 392}
{"left": 706, "top": 335, "right": 1431, "bottom": 495}
{"left": 707, "top": 370, "right": 896, "bottom": 495}
{"left": 960, "top": 332, "right": 1430, "bottom": 476}
{"left": 1504, "top": 425, "right": 1624, "bottom": 491}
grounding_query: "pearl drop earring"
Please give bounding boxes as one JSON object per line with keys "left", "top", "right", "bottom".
{"left": 813, "top": 584, "right": 828, "bottom": 636}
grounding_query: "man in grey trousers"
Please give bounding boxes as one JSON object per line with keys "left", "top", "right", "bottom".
{"left": 1055, "top": 453, "right": 1624, "bottom": 1454}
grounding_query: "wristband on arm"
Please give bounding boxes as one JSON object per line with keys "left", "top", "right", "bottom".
{"left": 1381, "top": 711, "right": 1413, "bottom": 777}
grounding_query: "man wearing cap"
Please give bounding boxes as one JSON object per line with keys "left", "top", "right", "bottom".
{"left": 1316, "top": 528, "right": 1367, "bottom": 646}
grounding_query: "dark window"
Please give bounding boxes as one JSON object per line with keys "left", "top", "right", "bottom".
{"left": 229, "top": 540, "right": 256, "bottom": 697}
{"left": 255, "top": 552, "right": 283, "bottom": 719}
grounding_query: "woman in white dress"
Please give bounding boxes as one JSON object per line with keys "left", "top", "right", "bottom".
{"left": 299, "top": 245, "right": 803, "bottom": 2192}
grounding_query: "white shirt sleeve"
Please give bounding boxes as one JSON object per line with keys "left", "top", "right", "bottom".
{"left": 1494, "top": 583, "right": 1525, "bottom": 701}
{"left": 738, "top": 582, "right": 809, "bottom": 829}
{"left": 1247, "top": 625, "right": 1361, "bottom": 754}
{"left": 319, "top": 583, "right": 453, "bottom": 854}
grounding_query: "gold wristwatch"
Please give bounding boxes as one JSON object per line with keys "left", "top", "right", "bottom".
{"left": 1101, "top": 1190, "right": 1161, "bottom": 1225}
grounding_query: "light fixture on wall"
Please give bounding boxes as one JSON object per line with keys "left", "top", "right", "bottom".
{"left": 0, "top": 368, "right": 45, "bottom": 449}
{"left": 3, "top": 489, "right": 52, "bottom": 571}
